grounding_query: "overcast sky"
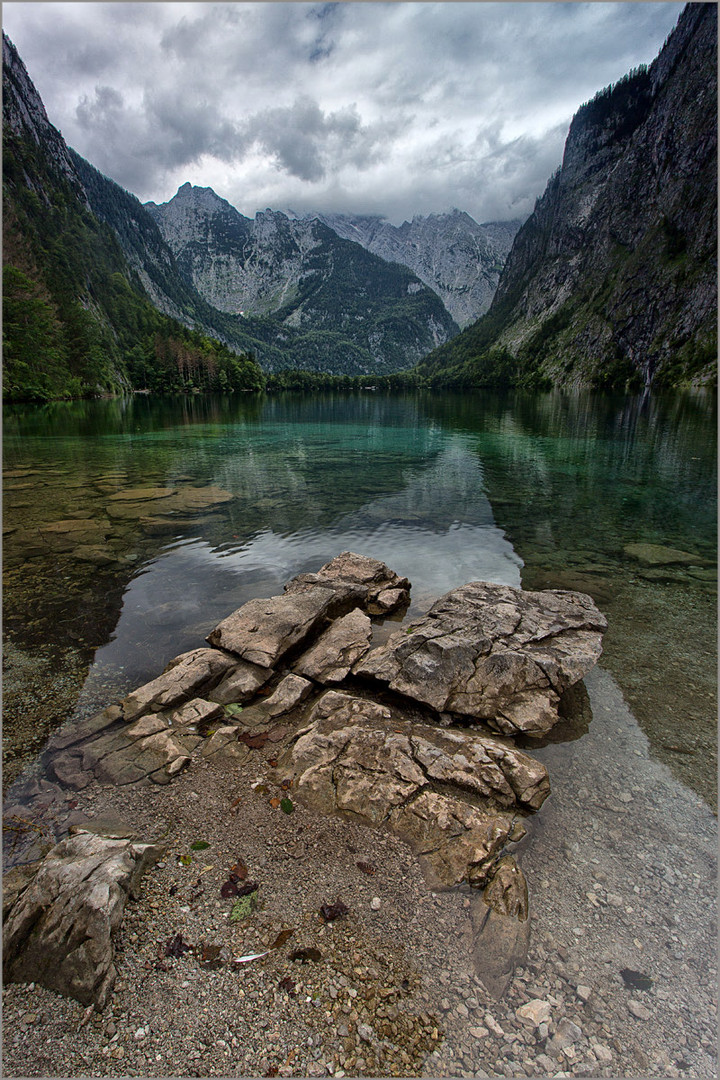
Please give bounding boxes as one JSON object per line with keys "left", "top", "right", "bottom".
{"left": 3, "top": 2, "right": 684, "bottom": 224}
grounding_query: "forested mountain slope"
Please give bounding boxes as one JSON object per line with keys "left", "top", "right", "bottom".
{"left": 418, "top": 3, "right": 717, "bottom": 391}
{"left": 2, "top": 33, "right": 265, "bottom": 399}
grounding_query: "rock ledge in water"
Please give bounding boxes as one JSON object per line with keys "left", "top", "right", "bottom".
{"left": 354, "top": 581, "right": 607, "bottom": 736}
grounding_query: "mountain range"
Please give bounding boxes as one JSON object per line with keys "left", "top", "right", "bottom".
{"left": 3, "top": 3, "right": 716, "bottom": 400}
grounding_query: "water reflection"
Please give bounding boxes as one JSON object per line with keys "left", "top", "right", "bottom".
{"left": 3, "top": 388, "right": 716, "bottom": 804}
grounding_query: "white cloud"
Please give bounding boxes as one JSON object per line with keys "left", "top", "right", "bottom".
{"left": 2, "top": 1, "right": 684, "bottom": 223}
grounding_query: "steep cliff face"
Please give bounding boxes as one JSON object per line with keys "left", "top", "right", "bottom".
{"left": 146, "top": 184, "right": 459, "bottom": 371}
{"left": 312, "top": 211, "right": 521, "bottom": 327}
{"left": 421, "top": 4, "right": 717, "bottom": 390}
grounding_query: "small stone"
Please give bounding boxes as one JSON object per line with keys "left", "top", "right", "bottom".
{"left": 516, "top": 999, "right": 552, "bottom": 1027}
{"left": 484, "top": 1013, "right": 505, "bottom": 1037}
{"left": 469, "top": 1026, "right": 490, "bottom": 1039}
{"left": 134, "top": 1027, "right": 146, "bottom": 1041}
{"left": 576, "top": 985, "right": 592, "bottom": 1002}
{"left": 357, "top": 1023, "right": 373, "bottom": 1044}
{"left": 628, "top": 1000, "right": 651, "bottom": 1020}
{"left": 370, "top": 897, "right": 381, "bottom": 911}
{"left": 594, "top": 1044, "right": 613, "bottom": 1063}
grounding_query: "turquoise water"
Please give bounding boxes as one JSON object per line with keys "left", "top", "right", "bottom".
{"left": 3, "top": 389, "right": 717, "bottom": 801}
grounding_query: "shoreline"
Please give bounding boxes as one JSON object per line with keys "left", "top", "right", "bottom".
{"left": 3, "top": 664, "right": 716, "bottom": 1079}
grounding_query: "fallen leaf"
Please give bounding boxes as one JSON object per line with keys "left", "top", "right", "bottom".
{"left": 290, "top": 947, "right": 322, "bottom": 963}
{"left": 230, "top": 797, "right": 242, "bottom": 809}
{"left": 271, "top": 928, "right": 295, "bottom": 949}
{"left": 230, "top": 889, "right": 259, "bottom": 920}
{"left": 269, "top": 797, "right": 282, "bottom": 809}
{"left": 280, "top": 779, "right": 292, "bottom": 791}
{"left": 253, "top": 784, "right": 270, "bottom": 795}
{"left": 190, "top": 840, "right": 210, "bottom": 851}
{"left": 239, "top": 731, "right": 270, "bottom": 748}
{"left": 164, "top": 933, "right": 192, "bottom": 959}
{"left": 356, "top": 861, "right": 375, "bottom": 876}
{"left": 236, "top": 881, "right": 259, "bottom": 897}
{"left": 199, "top": 944, "right": 223, "bottom": 969}
{"left": 319, "top": 900, "right": 349, "bottom": 923}
{"left": 220, "top": 880, "right": 239, "bottom": 898}
{"left": 229, "top": 859, "right": 248, "bottom": 880}
{"left": 621, "top": 968, "right": 653, "bottom": 991}
{"left": 224, "top": 703, "right": 244, "bottom": 716}
{"left": 267, "top": 759, "right": 279, "bottom": 768}
{"left": 280, "top": 797, "right": 294, "bottom": 814}
{"left": 178, "top": 854, "right": 192, "bottom": 867}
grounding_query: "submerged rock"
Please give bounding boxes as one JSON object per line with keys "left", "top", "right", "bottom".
{"left": 354, "top": 581, "right": 607, "bottom": 736}
{"left": 623, "top": 542, "right": 705, "bottom": 566}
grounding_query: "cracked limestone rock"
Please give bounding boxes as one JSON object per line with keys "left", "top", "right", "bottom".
{"left": 3, "top": 829, "right": 164, "bottom": 1009}
{"left": 286, "top": 690, "right": 549, "bottom": 888}
{"left": 121, "top": 648, "right": 238, "bottom": 721}
{"left": 206, "top": 587, "right": 343, "bottom": 668}
{"left": 285, "top": 551, "right": 410, "bottom": 615}
{"left": 294, "top": 608, "right": 373, "bottom": 683}
{"left": 354, "top": 581, "right": 607, "bottom": 736}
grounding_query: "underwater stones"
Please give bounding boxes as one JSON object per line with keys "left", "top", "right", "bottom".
{"left": 624, "top": 542, "right": 705, "bottom": 566}
{"left": 121, "top": 648, "right": 238, "bottom": 721}
{"left": 38, "top": 519, "right": 110, "bottom": 552}
{"left": 354, "top": 581, "right": 607, "bottom": 737}
{"left": 106, "top": 487, "right": 177, "bottom": 502}
{"left": 106, "top": 485, "right": 233, "bottom": 521}
{"left": 294, "top": 608, "right": 373, "bottom": 683}
{"left": 2, "top": 829, "right": 164, "bottom": 1009}
{"left": 206, "top": 587, "right": 342, "bottom": 668}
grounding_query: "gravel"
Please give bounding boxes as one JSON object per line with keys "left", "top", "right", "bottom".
{"left": 2, "top": 665, "right": 717, "bottom": 1078}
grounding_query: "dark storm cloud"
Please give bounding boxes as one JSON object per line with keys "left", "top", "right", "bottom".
{"left": 2, "top": 2, "right": 685, "bottom": 223}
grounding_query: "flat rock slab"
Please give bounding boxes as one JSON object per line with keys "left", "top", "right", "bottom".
{"left": 3, "top": 830, "right": 164, "bottom": 1009}
{"left": 286, "top": 689, "right": 549, "bottom": 888}
{"left": 122, "top": 648, "right": 238, "bottom": 721}
{"left": 623, "top": 542, "right": 705, "bottom": 566}
{"left": 206, "top": 586, "right": 341, "bottom": 668}
{"left": 294, "top": 608, "right": 373, "bottom": 683}
{"left": 354, "top": 581, "right": 607, "bottom": 737}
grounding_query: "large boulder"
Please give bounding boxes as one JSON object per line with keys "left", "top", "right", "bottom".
{"left": 286, "top": 690, "right": 549, "bottom": 888}
{"left": 354, "top": 581, "right": 607, "bottom": 736}
{"left": 3, "top": 829, "right": 164, "bottom": 1009}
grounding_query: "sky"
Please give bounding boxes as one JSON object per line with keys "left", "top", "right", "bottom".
{"left": 3, "top": 2, "right": 684, "bottom": 225}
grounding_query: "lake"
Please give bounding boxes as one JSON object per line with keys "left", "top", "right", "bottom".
{"left": 4, "top": 389, "right": 716, "bottom": 806}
